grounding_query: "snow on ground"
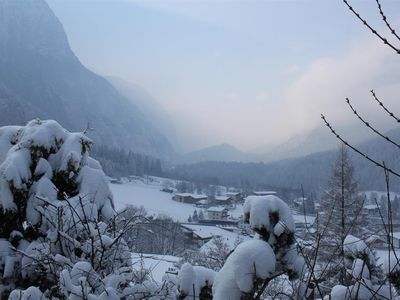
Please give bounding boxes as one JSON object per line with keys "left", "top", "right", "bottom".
{"left": 111, "top": 180, "right": 318, "bottom": 226}
{"left": 292, "top": 214, "right": 316, "bottom": 225}
{"left": 131, "top": 253, "right": 180, "bottom": 282}
{"left": 111, "top": 180, "right": 198, "bottom": 222}
{"left": 376, "top": 249, "right": 400, "bottom": 267}
{"left": 229, "top": 204, "right": 244, "bottom": 219}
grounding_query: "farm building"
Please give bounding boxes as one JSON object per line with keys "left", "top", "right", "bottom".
{"left": 207, "top": 206, "right": 229, "bottom": 220}
{"left": 174, "top": 193, "right": 208, "bottom": 204}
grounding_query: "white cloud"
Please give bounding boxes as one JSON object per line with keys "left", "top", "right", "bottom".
{"left": 169, "top": 37, "right": 400, "bottom": 152}
{"left": 274, "top": 38, "right": 400, "bottom": 141}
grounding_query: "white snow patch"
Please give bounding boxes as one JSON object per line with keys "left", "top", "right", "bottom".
{"left": 213, "top": 239, "right": 276, "bottom": 299}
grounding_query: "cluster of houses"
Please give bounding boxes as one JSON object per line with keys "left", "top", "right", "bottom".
{"left": 173, "top": 188, "right": 400, "bottom": 250}
{"left": 303, "top": 197, "right": 400, "bottom": 249}
{"left": 173, "top": 192, "right": 238, "bottom": 221}
{"left": 172, "top": 191, "right": 277, "bottom": 222}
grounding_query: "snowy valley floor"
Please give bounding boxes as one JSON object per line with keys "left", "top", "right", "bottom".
{"left": 110, "top": 178, "right": 400, "bottom": 281}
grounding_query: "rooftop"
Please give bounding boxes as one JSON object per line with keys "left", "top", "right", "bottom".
{"left": 181, "top": 223, "right": 237, "bottom": 240}
{"left": 253, "top": 191, "right": 277, "bottom": 196}
{"left": 207, "top": 206, "right": 228, "bottom": 212}
{"left": 215, "top": 196, "right": 231, "bottom": 201}
{"left": 175, "top": 193, "right": 208, "bottom": 199}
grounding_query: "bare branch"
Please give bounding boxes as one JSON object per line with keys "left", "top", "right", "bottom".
{"left": 321, "top": 114, "right": 400, "bottom": 178}
{"left": 343, "top": 0, "right": 400, "bottom": 54}
{"left": 346, "top": 97, "right": 400, "bottom": 149}
{"left": 375, "top": 0, "right": 400, "bottom": 42}
{"left": 371, "top": 90, "right": 400, "bottom": 123}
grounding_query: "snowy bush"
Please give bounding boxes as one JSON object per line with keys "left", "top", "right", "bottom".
{"left": 384, "top": 252, "right": 400, "bottom": 293}
{"left": 182, "top": 235, "right": 243, "bottom": 272}
{"left": 213, "top": 239, "right": 276, "bottom": 299}
{"left": 0, "top": 120, "right": 137, "bottom": 299}
{"left": 243, "top": 196, "right": 305, "bottom": 278}
{"left": 328, "top": 235, "right": 391, "bottom": 299}
{"left": 177, "top": 262, "right": 215, "bottom": 300}
{"left": 211, "top": 195, "right": 306, "bottom": 300}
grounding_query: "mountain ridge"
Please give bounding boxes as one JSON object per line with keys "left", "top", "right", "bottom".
{"left": 173, "top": 126, "right": 400, "bottom": 192}
{"left": 0, "top": 0, "right": 176, "bottom": 159}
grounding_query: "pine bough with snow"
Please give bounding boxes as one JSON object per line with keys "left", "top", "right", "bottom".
{"left": 0, "top": 120, "right": 172, "bottom": 299}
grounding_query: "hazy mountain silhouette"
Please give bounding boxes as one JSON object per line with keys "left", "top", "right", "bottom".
{"left": 0, "top": 0, "right": 175, "bottom": 159}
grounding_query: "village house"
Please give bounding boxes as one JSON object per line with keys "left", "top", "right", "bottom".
{"left": 362, "top": 204, "right": 383, "bottom": 226}
{"left": 173, "top": 193, "right": 208, "bottom": 204}
{"left": 362, "top": 204, "right": 381, "bottom": 217}
{"left": 207, "top": 206, "right": 229, "bottom": 220}
{"left": 213, "top": 195, "right": 233, "bottom": 207}
{"left": 226, "top": 192, "right": 243, "bottom": 203}
{"left": 195, "top": 199, "right": 208, "bottom": 208}
{"left": 180, "top": 223, "right": 238, "bottom": 247}
{"left": 292, "top": 214, "right": 316, "bottom": 238}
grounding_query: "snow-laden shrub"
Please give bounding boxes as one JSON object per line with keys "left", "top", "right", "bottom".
{"left": 0, "top": 120, "right": 134, "bottom": 299}
{"left": 177, "top": 262, "right": 215, "bottom": 300}
{"left": 182, "top": 235, "right": 243, "bottom": 272}
{"left": 384, "top": 252, "right": 400, "bottom": 293}
{"left": 243, "top": 196, "right": 305, "bottom": 277}
{"left": 8, "top": 286, "right": 49, "bottom": 300}
{"left": 213, "top": 239, "right": 275, "bottom": 299}
{"left": 211, "top": 195, "right": 306, "bottom": 300}
{"left": 343, "top": 235, "right": 384, "bottom": 283}
{"left": 329, "top": 235, "right": 391, "bottom": 299}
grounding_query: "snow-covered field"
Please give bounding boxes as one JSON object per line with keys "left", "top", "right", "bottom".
{"left": 111, "top": 180, "right": 202, "bottom": 222}
{"left": 110, "top": 178, "right": 314, "bottom": 224}
{"left": 131, "top": 253, "right": 180, "bottom": 282}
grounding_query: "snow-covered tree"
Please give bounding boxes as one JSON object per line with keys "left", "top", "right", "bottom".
{"left": 318, "top": 144, "right": 365, "bottom": 285}
{"left": 198, "top": 210, "right": 204, "bottom": 220}
{"left": 192, "top": 210, "right": 199, "bottom": 222}
{"left": 0, "top": 119, "right": 167, "bottom": 299}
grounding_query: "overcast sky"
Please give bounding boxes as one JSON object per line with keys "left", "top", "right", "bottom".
{"left": 47, "top": 0, "right": 400, "bottom": 153}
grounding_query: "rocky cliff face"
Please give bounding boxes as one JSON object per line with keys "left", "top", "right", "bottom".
{"left": 0, "top": 0, "right": 176, "bottom": 159}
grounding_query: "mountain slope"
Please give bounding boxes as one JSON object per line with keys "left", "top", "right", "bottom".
{"left": 106, "top": 76, "right": 181, "bottom": 152}
{"left": 183, "top": 143, "right": 262, "bottom": 163}
{"left": 173, "top": 127, "right": 400, "bottom": 192}
{"left": 258, "top": 124, "right": 376, "bottom": 162}
{"left": 0, "top": 0, "right": 175, "bottom": 159}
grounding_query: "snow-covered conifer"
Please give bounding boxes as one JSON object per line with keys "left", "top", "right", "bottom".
{"left": 0, "top": 120, "right": 132, "bottom": 298}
